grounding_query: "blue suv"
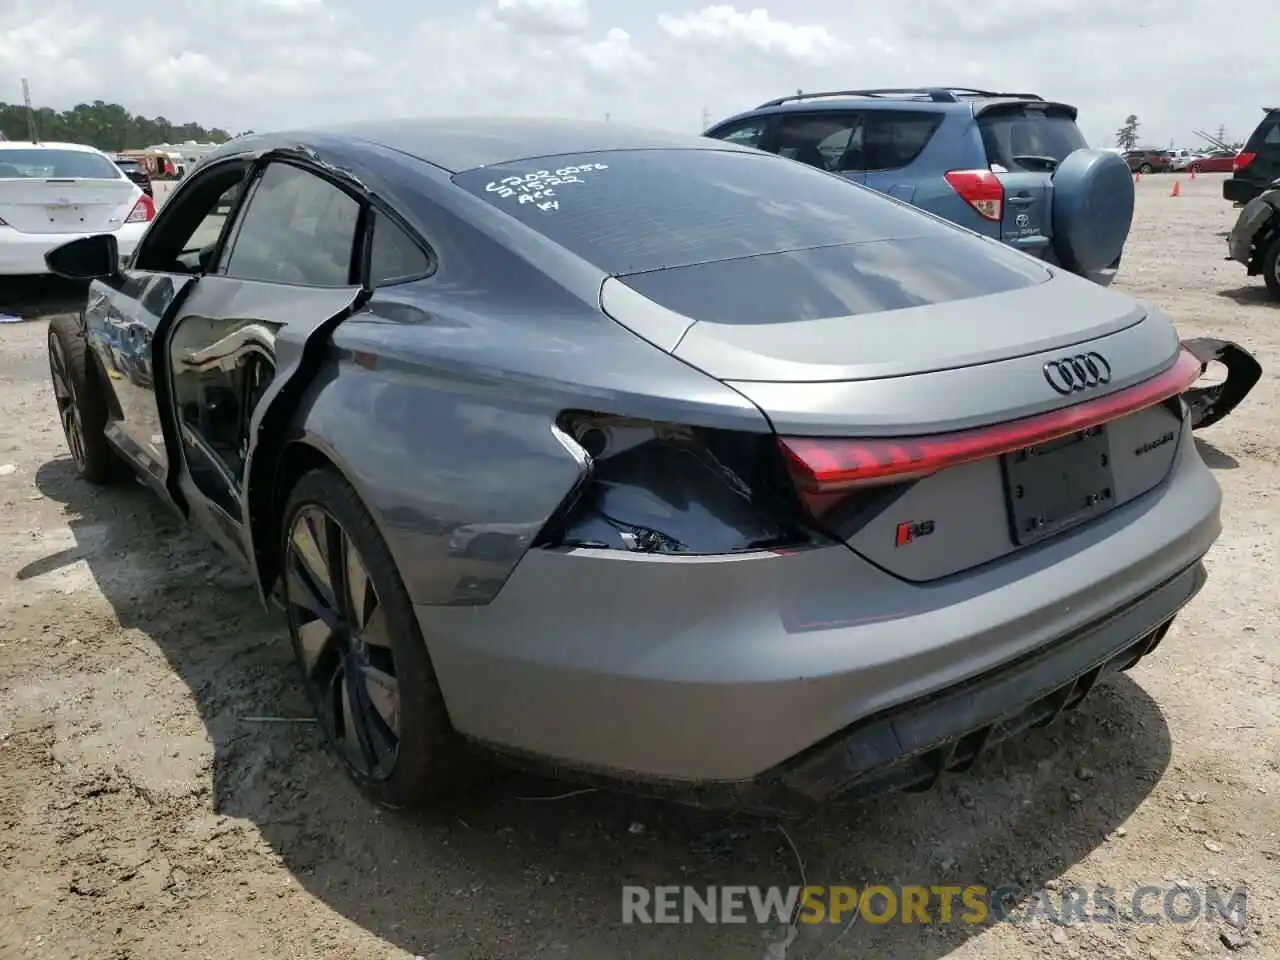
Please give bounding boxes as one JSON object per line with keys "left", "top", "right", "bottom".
{"left": 704, "top": 87, "right": 1134, "bottom": 286}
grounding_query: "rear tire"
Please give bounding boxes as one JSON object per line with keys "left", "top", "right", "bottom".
{"left": 46, "top": 314, "right": 128, "bottom": 485}
{"left": 1139, "top": 163, "right": 1153, "bottom": 174}
{"left": 1262, "top": 234, "right": 1280, "bottom": 301}
{"left": 1189, "top": 163, "right": 1202, "bottom": 174}
{"left": 280, "top": 468, "right": 470, "bottom": 808}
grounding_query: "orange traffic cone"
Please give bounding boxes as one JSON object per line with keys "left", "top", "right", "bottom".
{"left": 1189, "top": 168, "right": 1197, "bottom": 180}
{"left": 1171, "top": 180, "right": 1181, "bottom": 197}
{"left": 1135, "top": 171, "right": 1141, "bottom": 182}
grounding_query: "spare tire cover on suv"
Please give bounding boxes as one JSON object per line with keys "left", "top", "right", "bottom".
{"left": 1051, "top": 148, "right": 1134, "bottom": 275}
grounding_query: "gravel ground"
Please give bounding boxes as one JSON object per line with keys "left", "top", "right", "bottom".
{"left": 0, "top": 171, "right": 1277, "bottom": 960}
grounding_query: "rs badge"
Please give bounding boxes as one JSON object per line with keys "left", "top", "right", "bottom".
{"left": 895, "top": 520, "right": 935, "bottom": 547}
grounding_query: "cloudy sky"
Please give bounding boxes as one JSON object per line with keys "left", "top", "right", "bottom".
{"left": 1, "top": 0, "right": 1276, "bottom": 148}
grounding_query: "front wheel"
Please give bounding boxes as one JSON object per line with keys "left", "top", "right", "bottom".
{"left": 280, "top": 468, "right": 469, "bottom": 808}
{"left": 1189, "top": 163, "right": 1202, "bottom": 174}
{"left": 1262, "top": 234, "right": 1280, "bottom": 300}
{"left": 47, "top": 314, "right": 127, "bottom": 484}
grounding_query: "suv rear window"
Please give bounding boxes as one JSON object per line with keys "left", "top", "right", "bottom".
{"left": 452, "top": 148, "right": 971, "bottom": 276}
{"left": 978, "top": 106, "right": 1087, "bottom": 172}
{"left": 0, "top": 149, "right": 121, "bottom": 180}
{"left": 1244, "top": 111, "right": 1280, "bottom": 151}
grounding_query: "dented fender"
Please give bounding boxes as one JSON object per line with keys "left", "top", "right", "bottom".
{"left": 1180, "top": 337, "right": 1262, "bottom": 431}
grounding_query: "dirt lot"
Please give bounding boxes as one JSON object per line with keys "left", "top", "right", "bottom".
{"left": 0, "top": 172, "right": 1277, "bottom": 960}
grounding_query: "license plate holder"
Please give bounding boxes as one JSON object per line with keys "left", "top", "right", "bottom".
{"left": 44, "top": 204, "right": 86, "bottom": 228}
{"left": 1002, "top": 425, "right": 1115, "bottom": 547}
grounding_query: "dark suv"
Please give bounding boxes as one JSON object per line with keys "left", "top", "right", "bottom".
{"left": 110, "top": 155, "right": 153, "bottom": 197}
{"left": 704, "top": 87, "right": 1134, "bottom": 286}
{"left": 1224, "top": 108, "right": 1280, "bottom": 205}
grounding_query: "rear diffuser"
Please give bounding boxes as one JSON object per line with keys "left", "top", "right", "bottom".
{"left": 1180, "top": 337, "right": 1262, "bottom": 430}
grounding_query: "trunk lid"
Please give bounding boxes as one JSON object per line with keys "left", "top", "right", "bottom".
{"left": 0, "top": 177, "right": 139, "bottom": 234}
{"left": 603, "top": 256, "right": 1187, "bottom": 582}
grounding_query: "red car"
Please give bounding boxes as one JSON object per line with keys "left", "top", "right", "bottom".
{"left": 1188, "top": 150, "right": 1238, "bottom": 173}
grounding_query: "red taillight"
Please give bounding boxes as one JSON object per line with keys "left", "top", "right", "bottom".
{"left": 1233, "top": 152, "right": 1256, "bottom": 172}
{"left": 125, "top": 193, "right": 156, "bottom": 223}
{"left": 779, "top": 348, "right": 1204, "bottom": 503}
{"left": 944, "top": 169, "right": 1004, "bottom": 221}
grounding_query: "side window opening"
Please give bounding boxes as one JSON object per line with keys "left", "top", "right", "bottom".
{"left": 708, "top": 119, "right": 769, "bottom": 149}
{"left": 130, "top": 162, "right": 250, "bottom": 274}
{"left": 860, "top": 111, "right": 944, "bottom": 171}
{"left": 369, "top": 209, "right": 434, "bottom": 287}
{"left": 772, "top": 114, "right": 864, "bottom": 172}
{"left": 220, "top": 162, "right": 360, "bottom": 287}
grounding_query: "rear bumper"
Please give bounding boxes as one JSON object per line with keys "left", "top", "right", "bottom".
{"left": 0, "top": 222, "right": 148, "bottom": 275}
{"left": 421, "top": 428, "right": 1221, "bottom": 792}
{"left": 771, "top": 560, "right": 1202, "bottom": 802}
{"left": 1224, "top": 178, "right": 1262, "bottom": 204}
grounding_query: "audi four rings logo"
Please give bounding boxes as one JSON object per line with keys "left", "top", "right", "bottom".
{"left": 1043, "top": 352, "right": 1112, "bottom": 394}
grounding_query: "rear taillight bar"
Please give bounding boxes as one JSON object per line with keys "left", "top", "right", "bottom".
{"left": 780, "top": 347, "right": 1203, "bottom": 492}
{"left": 1233, "top": 152, "right": 1256, "bottom": 172}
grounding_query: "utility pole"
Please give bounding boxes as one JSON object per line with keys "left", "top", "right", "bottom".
{"left": 1217, "top": 123, "right": 1227, "bottom": 144}
{"left": 700, "top": 107, "right": 710, "bottom": 130}
{"left": 21, "top": 78, "right": 38, "bottom": 143}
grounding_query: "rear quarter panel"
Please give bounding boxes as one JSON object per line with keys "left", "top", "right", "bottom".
{"left": 287, "top": 264, "right": 772, "bottom": 608}
{"left": 883, "top": 110, "right": 998, "bottom": 239}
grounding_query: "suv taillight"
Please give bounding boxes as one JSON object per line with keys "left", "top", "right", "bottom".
{"left": 125, "top": 193, "right": 155, "bottom": 223}
{"left": 1234, "top": 152, "right": 1256, "bottom": 172}
{"left": 944, "top": 169, "right": 1004, "bottom": 221}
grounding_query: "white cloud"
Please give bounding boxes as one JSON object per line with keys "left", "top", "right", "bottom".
{"left": 657, "top": 6, "right": 849, "bottom": 63}
{"left": 491, "top": 0, "right": 591, "bottom": 34}
{"left": 0, "top": 0, "right": 1277, "bottom": 150}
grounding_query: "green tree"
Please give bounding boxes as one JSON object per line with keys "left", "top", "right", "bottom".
{"left": 1115, "top": 114, "right": 1140, "bottom": 151}
{"left": 0, "top": 99, "right": 231, "bottom": 150}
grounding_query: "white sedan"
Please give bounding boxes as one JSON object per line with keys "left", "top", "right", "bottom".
{"left": 0, "top": 141, "right": 154, "bottom": 276}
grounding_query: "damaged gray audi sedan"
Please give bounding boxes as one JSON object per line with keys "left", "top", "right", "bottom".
{"left": 42, "top": 118, "right": 1253, "bottom": 809}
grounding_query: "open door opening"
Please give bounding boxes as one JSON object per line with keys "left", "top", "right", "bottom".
{"left": 170, "top": 317, "right": 279, "bottom": 521}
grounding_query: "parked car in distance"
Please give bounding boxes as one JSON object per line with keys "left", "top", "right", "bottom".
{"left": 1170, "top": 150, "right": 1206, "bottom": 171}
{"left": 110, "top": 155, "right": 154, "bottom": 196}
{"left": 1187, "top": 150, "right": 1238, "bottom": 174}
{"left": 1225, "top": 108, "right": 1280, "bottom": 205}
{"left": 42, "top": 117, "right": 1255, "bottom": 812}
{"left": 1123, "top": 149, "right": 1173, "bottom": 174}
{"left": 1226, "top": 177, "right": 1280, "bottom": 298}
{"left": 704, "top": 87, "right": 1134, "bottom": 287}
{"left": 0, "top": 140, "right": 155, "bottom": 276}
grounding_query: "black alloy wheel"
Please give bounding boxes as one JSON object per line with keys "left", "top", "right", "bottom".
{"left": 280, "top": 468, "right": 466, "bottom": 806}
{"left": 48, "top": 330, "right": 87, "bottom": 470}
{"left": 285, "top": 502, "right": 402, "bottom": 781}
{"left": 47, "top": 314, "right": 126, "bottom": 484}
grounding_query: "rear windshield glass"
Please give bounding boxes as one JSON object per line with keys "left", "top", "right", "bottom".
{"left": 0, "top": 149, "right": 121, "bottom": 180}
{"left": 620, "top": 235, "right": 1047, "bottom": 324}
{"left": 979, "top": 107, "right": 1087, "bottom": 172}
{"left": 1245, "top": 111, "right": 1280, "bottom": 151}
{"left": 114, "top": 159, "right": 143, "bottom": 171}
{"left": 451, "top": 148, "right": 971, "bottom": 276}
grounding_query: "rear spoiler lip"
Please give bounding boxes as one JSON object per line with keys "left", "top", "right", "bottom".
{"left": 972, "top": 99, "right": 1077, "bottom": 120}
{"left": 1180, "top": 337, "right": 1262, "bottom": 430}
